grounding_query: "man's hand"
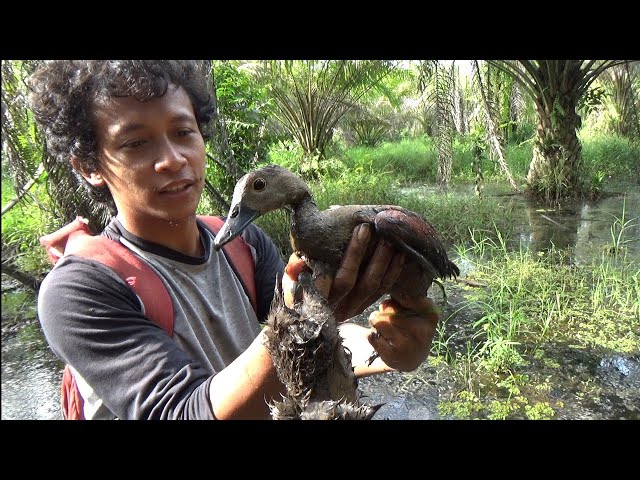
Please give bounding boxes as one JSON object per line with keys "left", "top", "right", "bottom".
{"left": 282, "top": 222, "right": 441, "bottom": 375}
{"left": 366, "top": 295, "right": 440, "bottom": 372}
{"left": 283, "top": 223, "right": 406, "bottom": 322}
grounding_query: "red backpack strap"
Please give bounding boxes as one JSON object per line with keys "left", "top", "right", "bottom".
{"left": 40, "top": 216, "right": 174, "bottom": 335}
{"left": 60, "top": 365, "right": 85, "bottom": 420}
{"left": 197, "top": 215, "right": 257, "bottom": 314}
{"left": 41, "top": 217, "right": 175, "bottom": 420}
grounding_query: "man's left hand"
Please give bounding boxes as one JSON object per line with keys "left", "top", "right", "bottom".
{"left": 366, "top": 295, "right": 440, "bottom": 372}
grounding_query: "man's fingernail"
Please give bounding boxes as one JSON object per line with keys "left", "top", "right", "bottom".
{"left": 358, "top": 223, "right": 370, "bottom": 242}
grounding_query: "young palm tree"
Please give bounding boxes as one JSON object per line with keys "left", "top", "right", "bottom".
{"left": 257, "top": 60, "right": 397, "bottom": 171}
{"left": 599, "top": 62, "right": 640, "bottom": 139}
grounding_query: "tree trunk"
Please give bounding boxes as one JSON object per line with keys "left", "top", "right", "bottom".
{"left": 436, "top": 128, "right": 452, "bottom": 187}
{"left": 527, "top": 91, "right": 582, "bottom": 205}
{"left": 435, "top": 64, "right": 453, "bottom": 188}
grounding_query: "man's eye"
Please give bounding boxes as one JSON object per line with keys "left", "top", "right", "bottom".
{"left": 124, "top": 140, "right": 145, "bottom": 149}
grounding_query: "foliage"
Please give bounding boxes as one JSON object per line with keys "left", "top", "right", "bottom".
{"left": 1, "top": 290, "right": 37, "bottom": 322}
{"left": 583, "top": 62, "right": 640, "bottom": 139}
{"left": 204, "top": 61, "right": 275, "bottom": 201}
{"left": 339, "top": 64, "right": 418, "bottom": 145}
{"left": 341, "top": 106, "right": 392, "bottom": 147}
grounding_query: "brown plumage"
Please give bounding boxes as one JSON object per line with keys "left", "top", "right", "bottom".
{"left": 265, "top": 271, "right": 378, "bottom": 420}
{"left": 213, "top": 164, "right": 460, "bottom": 303}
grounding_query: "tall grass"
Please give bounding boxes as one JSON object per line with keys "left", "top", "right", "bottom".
{"left": 436, "top": 219, "right": 640, "bottom": 419}
{"left": 459, "top": 227, "right": 639, "bottom": 359}
{"left": 338, "top": 136, "right": 534, "bottom": 185}
{"left": 580, "top": 133, "right": 640, "bottom": 179}
{"left": 341, "top": 137, "right": 437, "bottom": 183}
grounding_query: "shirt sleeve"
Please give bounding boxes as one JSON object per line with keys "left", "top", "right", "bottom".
{"left": 241, "top": 224, "right": 285, "bottom": 323}
{"left": 37, "top": 256, "right": 216, "bottom": 420}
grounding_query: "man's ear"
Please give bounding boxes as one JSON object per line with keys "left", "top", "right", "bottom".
{"left": 70, "top": 156, "right": 105, "bottom": 187}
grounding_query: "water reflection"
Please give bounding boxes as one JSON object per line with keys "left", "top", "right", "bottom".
{"left": 1, "top": 321, "right": 63, "bottom": 420}
{"left": 402, "top": 180, "right": 640, "bottom": 264}
{"left": 517, "top": 187, "right": 640, "bottom": 265}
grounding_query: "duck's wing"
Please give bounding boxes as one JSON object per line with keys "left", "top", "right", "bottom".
{"left": 363, "top": 206, "right": 460, "bottom": 280}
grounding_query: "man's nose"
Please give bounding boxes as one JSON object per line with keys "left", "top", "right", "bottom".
{"left": 155, "top": 138, "right": 188, "bottom": 172}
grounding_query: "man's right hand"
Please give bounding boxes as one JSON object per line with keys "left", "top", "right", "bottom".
{"left": 282, "top": 223, "right": 406, "bottom": 322}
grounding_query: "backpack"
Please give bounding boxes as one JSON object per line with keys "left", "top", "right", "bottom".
{"left": 39, "top": 215, "right": 257, "bottom": 420}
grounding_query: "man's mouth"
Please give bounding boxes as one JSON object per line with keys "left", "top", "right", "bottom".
{"left": 159, "top": 180, "right": 195, "bottom": 194}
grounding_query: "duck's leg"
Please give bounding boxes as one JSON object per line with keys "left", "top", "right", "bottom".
{"left": 366, "top": 346, "right": 381, "bottom": 366}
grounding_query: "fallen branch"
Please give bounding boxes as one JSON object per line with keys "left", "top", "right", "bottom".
{"left": 455, "top": 277, "right": 488, "bottom": 288}
{"left": 1, "top": 260, "right": 42, "bottom": 292}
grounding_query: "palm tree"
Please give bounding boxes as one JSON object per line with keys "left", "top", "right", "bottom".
{"left": 472, "top": 61, "right": 519, "bottom": 192}
{"left": 488, "top": 60, "right": 628, "bottom": 204}
{"left": 599, "top": 62, "right": 640, "bottom": 139}
{"left": 418, "top": 60, "right": 455, "bottom": 188}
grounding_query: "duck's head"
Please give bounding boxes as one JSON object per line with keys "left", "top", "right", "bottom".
{"left": 213, "top": 165, "right": 311, "bottom": 250}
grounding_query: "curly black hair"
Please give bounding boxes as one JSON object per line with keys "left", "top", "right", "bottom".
{"left": 27, "top": 60, "right": 215, "bottom": 208}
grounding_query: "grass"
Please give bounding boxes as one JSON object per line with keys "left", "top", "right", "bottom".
{"left": 433, "top": 219, "right": 639, "bottom": 419}
{"left": 338, "top": 136, "right": 534, "bottom": 185}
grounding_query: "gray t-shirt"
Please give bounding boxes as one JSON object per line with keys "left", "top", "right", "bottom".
{"left": 37, "top": 217, "right": 284, "bottom": 419}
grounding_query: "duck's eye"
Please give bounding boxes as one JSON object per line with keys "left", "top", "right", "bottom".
{"left": 253, "top": 178, "right": 266, "bottom": 191}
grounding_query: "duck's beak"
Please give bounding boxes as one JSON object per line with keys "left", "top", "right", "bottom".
{"left": 213, "top": 202, "right": 261, "bottom": 250}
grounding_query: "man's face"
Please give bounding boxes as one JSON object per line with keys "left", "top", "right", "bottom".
{"left": 90, "top": 84, "right": 206, "bottom": 227}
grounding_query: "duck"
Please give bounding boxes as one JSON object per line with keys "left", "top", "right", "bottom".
{"left": 214, "top": 163, "right": 459, "bottom": 294}
{"left": 265, "top": 270, "right": 379, "bottom": 419}
{"left": 213, "top": 164, "right": 460, "bottom": 363}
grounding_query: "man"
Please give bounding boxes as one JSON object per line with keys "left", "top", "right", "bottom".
{"left": 29, "top": 60, "right": 438, "bottom": 419}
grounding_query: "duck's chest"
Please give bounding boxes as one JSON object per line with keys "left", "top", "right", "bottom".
{"left": 290, "top": 209, "right": 358, "bottom": 269}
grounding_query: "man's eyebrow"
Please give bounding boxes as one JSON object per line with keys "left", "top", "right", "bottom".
{"left": 169, "top": 113, "right": 197, "bottom": 124}
{"left": 112, "top": 123, "right": 145, "bottom": 137}
{"left": 111, "top": 113, "right": 197, "bottom": 137}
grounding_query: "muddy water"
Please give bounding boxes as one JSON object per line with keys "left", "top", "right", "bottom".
{"left": 2, "top": 180, "right": 639, "bottom": 420}
{"left": 500, "top": 182, "right": 640, "bottom": 265}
